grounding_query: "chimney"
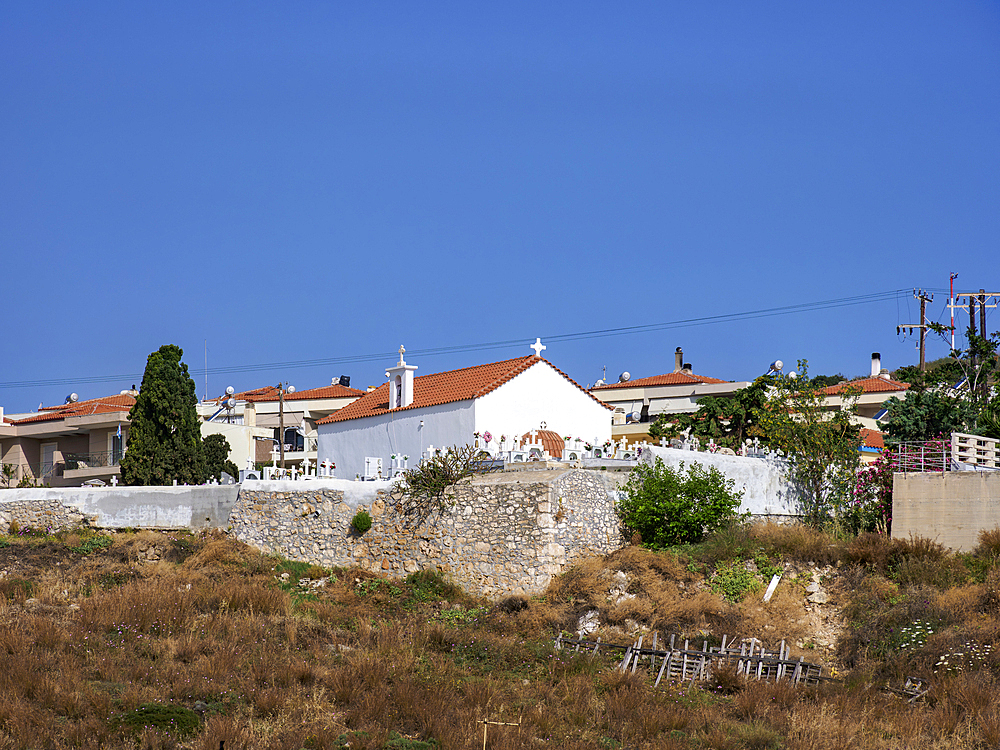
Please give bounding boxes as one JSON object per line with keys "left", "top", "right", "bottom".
{"left": 681, "top": 362, "right": 693, "bottom": 375}
{"left": 871, "top": 352, "right": 881, "bottom": 378}
{"left": 674, "top": 347, "right": 683, "bottom": 373}
{"left": 879, "top": 368, "right": 891, "bottom": 381}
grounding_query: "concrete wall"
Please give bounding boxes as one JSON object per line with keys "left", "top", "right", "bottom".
{"left": 892, "top": 471, "right": 1000, "bottom": 551}
{"left": 230, "top": 469, "right": 625, "bottom": 598}
{"left": 639, "top": 446, "right": 802, "bottom": 517}
{"left": 0, "top": 485, "right": 239, "bottom": 529}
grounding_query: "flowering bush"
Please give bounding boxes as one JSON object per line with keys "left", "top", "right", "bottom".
{"left": 849, "top": 450, "right": 894, "bottom": 535}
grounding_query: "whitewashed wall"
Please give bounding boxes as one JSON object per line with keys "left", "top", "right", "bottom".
{"left": 317, "top": 400, "right": 476, "bottom": 479}
{"left": 474, "top": 362, "right": 611, "bottom": 446}
{"left": 640, "top": 446, "right": 802, "bottom": 517}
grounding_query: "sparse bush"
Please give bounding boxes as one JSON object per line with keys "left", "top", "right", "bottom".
{"left": 618, "top": 459, "right": 745, "bottom": 547}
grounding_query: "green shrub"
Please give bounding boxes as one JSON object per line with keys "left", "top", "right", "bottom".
{"left": 117, "top": 703, "right": 200, "bottom": 738}
{"left": 710, "top": 562, "right": 762, "bottom": 603}
{"left": 617, "top": 459, "right": 744, "bottom": 547}
{"left": 351, "top": 509, "right": 372, "bottom": 534}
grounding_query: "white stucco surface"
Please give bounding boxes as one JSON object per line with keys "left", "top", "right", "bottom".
{"left": 474, "top": 361, "right": 612, "bottom": 446}
{"left": 0, "top": 485, "right": 239, "bottom": 528}
{"left": 640, "top": 446, "right": 802, "bottom": 517}
{"left": 317, "top": 400, "right": 476, "bottom": 480}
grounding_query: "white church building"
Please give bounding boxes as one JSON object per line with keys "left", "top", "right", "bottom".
{"left": 315, "top": 341, "right": 612, "bottom": 479}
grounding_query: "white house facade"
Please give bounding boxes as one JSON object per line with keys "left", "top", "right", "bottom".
{"left": 316, "top": 348, "right": 612, "bottom": 479}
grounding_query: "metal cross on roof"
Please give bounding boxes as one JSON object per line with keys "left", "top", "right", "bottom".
{"left": 530, "top": 338, "right": 546, "bottom": 357}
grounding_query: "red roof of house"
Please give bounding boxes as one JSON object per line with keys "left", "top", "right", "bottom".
{"left": 590, "top": 371, "right": 730, "bottom": 391}
{"left": 820, "top": 377, "right": 909, "bottom": 396}
{"left": 249, "top": 384, "right": 365, "bottom": 402}
{"left": 317, "top": 356, "right": 611, "bottom": 425}
{"left": 860, "top": 428, "right": 885, "bottom": 450}
{"left": 13, "top": 394, "right": 135, "bottom": 425}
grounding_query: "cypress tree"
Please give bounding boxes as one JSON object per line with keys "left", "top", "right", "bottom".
{"left": 121, "top": 344, "right": 207, "bottom": 486}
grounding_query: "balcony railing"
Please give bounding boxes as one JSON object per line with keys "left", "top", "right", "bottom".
{"left": 63, "top": 451, "right": 123, "bottom": 471}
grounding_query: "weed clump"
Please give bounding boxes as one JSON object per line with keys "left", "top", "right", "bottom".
{"left": 118, "top": 703, "right": 200, "bottom": 738}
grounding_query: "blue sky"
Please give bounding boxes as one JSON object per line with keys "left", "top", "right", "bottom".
{"left": 2, "top": 2, "right": 998, "bottom": 412}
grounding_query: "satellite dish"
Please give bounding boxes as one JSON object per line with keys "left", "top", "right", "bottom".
{"left": 225, "top": 385, "right": 235, "bottom": 396}
{"left": 619, "top": 372, "right": 631, "bottom": 382}
{"left": 770, "top": 361, "right": 783, "bottom": 373}
{"left": 594, "top": 379, "right": 605, "bottom": 387}
{"left": 286, "top": 385, "right": 295, "bottom": 394}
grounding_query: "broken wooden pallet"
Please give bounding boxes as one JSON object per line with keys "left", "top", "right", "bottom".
{"left": 555, "top": 633, "right": 827, "bottom": 687}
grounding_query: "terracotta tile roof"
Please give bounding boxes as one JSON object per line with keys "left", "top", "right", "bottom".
{"left": 820, "top": 377, "right": 909, "bottom": 396}
{"left": 520, "top": 429, "right": 565, "bottom": 459}
{"left": 318, "top": 356, "right": 611, "bottom": 425}
{"left": 249, "top": 384, "right": 365, "bottom": 402}
{"left": 591, "top": 371, "right": 730, "bottom": 390}
{"left": 13, "top": 394, "right": 135, "bottom": 425}
{"left": 860, "top": 428, "right": 885, "bottom": 450}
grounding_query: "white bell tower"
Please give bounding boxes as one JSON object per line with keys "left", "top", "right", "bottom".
{"left": 386, "top": 345, "right": 418, "bottom": 408}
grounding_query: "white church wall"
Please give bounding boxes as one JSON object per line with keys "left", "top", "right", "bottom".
{"left": 474, "top": 362, "right": 611, "bottom": 447}
{"left": 317, "top": 400, "right": 476, "bottom": 479}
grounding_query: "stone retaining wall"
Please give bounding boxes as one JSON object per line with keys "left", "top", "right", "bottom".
{"left": 229, "top": 468, "right": 626, "bottom": 598}
{"left": 0, "top": 498, "right": 90, "bottom": 531}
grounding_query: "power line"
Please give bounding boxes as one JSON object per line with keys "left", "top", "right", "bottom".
{"left": 0, "top": 288, "right": 916, "bottom": 390}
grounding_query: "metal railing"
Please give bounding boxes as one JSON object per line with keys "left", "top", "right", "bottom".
{"left": 891, "top": 441, "right": 949, "bottom": 473}
{"left": 63, "top": 451, "right": 123, "bottom": 470}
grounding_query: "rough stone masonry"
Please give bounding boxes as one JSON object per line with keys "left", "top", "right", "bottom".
{"left": 230, "top": 468, "right": 626, "bottom": 599}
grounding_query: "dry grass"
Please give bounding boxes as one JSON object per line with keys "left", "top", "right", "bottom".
{"left": 0, "top": 524, "right": 996, "bottom": 748}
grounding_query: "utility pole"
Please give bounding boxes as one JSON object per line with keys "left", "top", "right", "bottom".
{"left": 897, "top": 289, "right": 933, "bottom": 371}
{"left": 950, "top": 273, "right": 958, "bottom": 350}
{"left": 980, "top": 289, "right": 987, "bottom": 338}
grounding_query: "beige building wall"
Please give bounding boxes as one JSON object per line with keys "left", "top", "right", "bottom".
{"left": 892, "top": 471, "right": 1000, "bottom": 552}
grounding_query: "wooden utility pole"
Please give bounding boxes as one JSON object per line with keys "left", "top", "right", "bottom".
{"left": 897, "top": 289, "right": 933, "bottom": 371}
{"left": 980, "top": 289, "right": 987, "bottom": 338}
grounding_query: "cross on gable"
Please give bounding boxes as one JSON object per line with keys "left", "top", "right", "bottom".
{"left": 398, "top": 345, "right": 406, "bottom": 365}
{"left": 530, "top": 338, "right": 546, "bottom": 357}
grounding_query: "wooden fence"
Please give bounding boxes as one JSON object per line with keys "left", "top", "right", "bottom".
{"left": 555, "top": 633, "right": 826, "bottom": 688}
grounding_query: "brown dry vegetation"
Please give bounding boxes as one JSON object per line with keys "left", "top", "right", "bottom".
{"left": 0, "top": 523, "right": 996, "bottom": 749}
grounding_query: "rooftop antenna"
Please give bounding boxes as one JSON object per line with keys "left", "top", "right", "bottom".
{"left": 204, "top": 340, "right": 208, "bottom": 403}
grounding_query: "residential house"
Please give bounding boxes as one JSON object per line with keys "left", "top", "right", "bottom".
{"left": 818, "top": 353, "right": 910, "bottom": 432}
{"left": 316, "top": 344, "right": 613, "bottom": 479}
{"left": 0, "top": 393, "right": 134, "bottom": 487}
{"left": 198, "top": 380, "right": 365, "bottom": 470}
{"left": 590, "top": 347, "right": 749, "bottom": 444}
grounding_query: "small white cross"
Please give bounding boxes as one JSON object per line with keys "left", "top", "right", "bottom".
{"left": 398, "top": 345, "right": 406, "bottom": 365}
{"left": 530, "top": 338, "right": 546, "bottom": 357}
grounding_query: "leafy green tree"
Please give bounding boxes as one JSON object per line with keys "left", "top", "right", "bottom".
{"left": 648, "top": 377, "right": 772, "bottom": 450}
{"left": 617, "top": 458, "right": 744, "bottom": 546}
{"left": 892, "top": 358, "right": 964, "bottom": 393}
{"left": 753, "top": 361, "right": 862, "bottom": 527}
{"left": 808, "top": 373, "right": 848, "bottom": 388}
{"left": 202, "top": 433, "right": 239, "bottom": 482}
{"left": 121, "top": 345, "right": 207, "bottom": 486}
{"left": 882, "top": 390, "right": 973, "bottom": 444}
